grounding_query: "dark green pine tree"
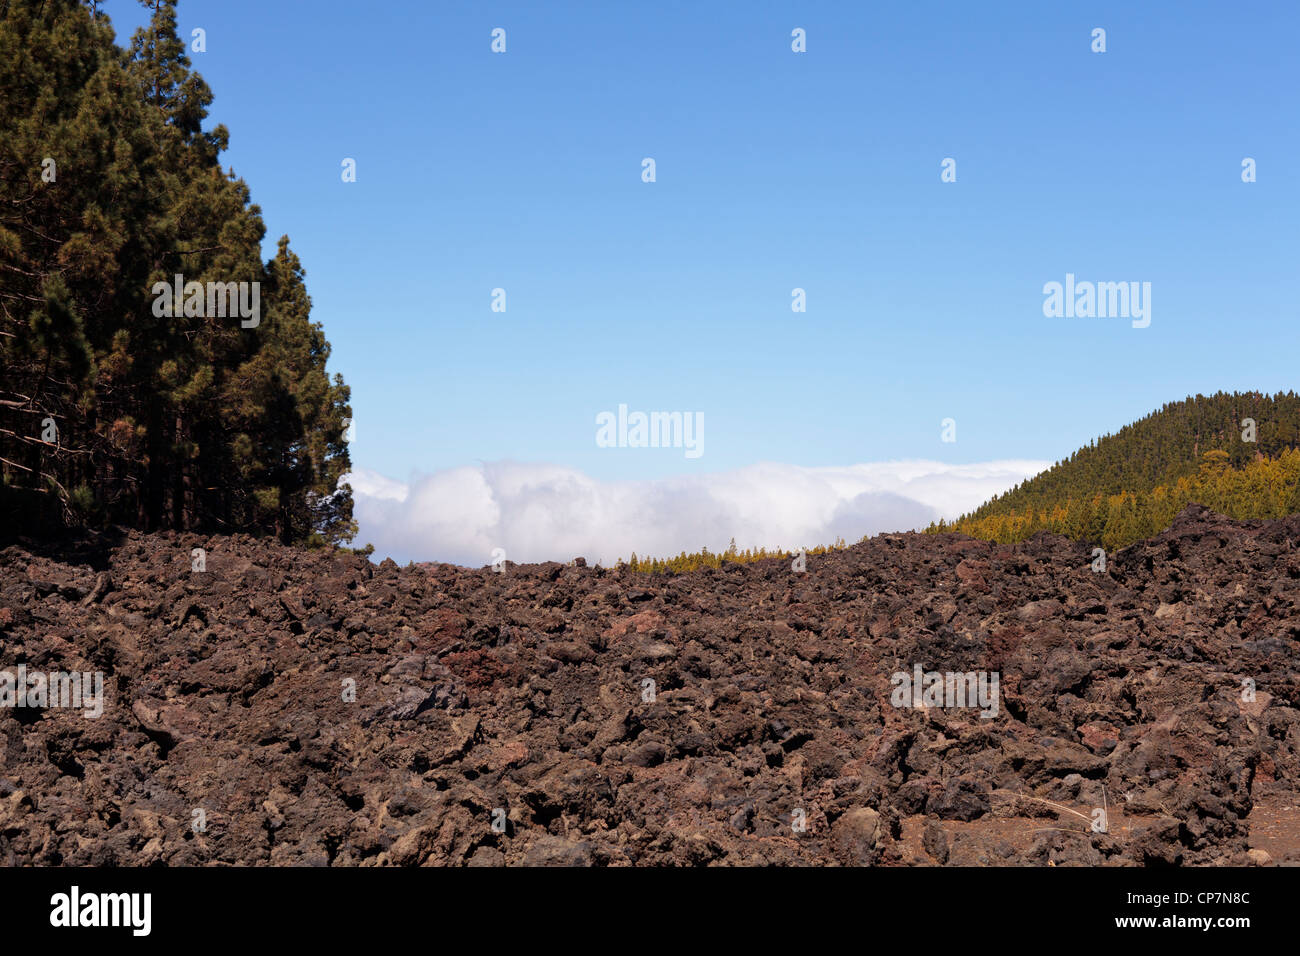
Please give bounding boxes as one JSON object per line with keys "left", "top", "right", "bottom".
{"left": 2, "top": 0, "right": 357, "bottom": 546}
{"left": 226, "top": 237, "right": 354, "bottom": 544}
{"left": 128, "top": 0, "right": 219, "bottom": 153}
{"left": 1, "top": 0, "right": 162, "bottom": 527}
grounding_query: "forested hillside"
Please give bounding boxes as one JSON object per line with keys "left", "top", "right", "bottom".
{"left": 932, "top": 391, "right": 1300, "bottom": 548}
{"left": 0, "top": 0, "right": 354, "bottom": 543}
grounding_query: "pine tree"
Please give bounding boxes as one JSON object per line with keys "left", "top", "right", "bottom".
{"left": 226, "top": 237, "right": 353, "bottom": 542}
{"left": 1, "top": 0, "right": 356, "bottom": 545}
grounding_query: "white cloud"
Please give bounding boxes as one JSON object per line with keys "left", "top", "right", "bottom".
{"left": 344, "top": 458, "right": 1048, "bottom": 567}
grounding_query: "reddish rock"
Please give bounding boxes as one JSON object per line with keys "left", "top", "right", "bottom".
{"left": 488, "top": 741, "right": 529, "bottom": 772}
{"left": 955, "top": 559, "right": 989, "bottom": 592}
{"left": 0, "top": 504, "right": 1294, "bottom": 866}
{"left": 1079, "top": 721, "right": 1121, "bottom": 754}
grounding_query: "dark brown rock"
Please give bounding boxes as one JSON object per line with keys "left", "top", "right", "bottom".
{"left": 0, "top": 505, "right": 1294, "bottom": 866}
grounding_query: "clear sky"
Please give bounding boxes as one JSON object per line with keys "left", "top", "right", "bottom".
{"left": 103, "top": 0, "right": 1299, "bottom": 562}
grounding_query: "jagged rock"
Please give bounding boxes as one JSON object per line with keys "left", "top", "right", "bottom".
{"left": 0, "top": 506, "right": 1295, "bottom": 865}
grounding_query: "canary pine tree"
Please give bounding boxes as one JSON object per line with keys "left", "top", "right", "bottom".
{"left": 0, "top": 0, "right": 356, "bottom": 544}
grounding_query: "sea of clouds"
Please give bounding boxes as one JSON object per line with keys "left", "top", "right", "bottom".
{"left": 344, "top": 459, "right": 1049, "bottom": 567}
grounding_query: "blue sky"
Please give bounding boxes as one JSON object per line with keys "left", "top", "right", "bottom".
{"left": 103, "top": 1, "right": 1300, "bottom": 561}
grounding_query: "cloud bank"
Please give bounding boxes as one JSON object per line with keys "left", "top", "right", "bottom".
{"left": 345, "top": 459, "right": 1048, "bottom": 567}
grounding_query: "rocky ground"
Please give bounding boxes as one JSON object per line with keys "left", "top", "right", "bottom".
{"left": 0, "top": 503, "right": 1296, "bottom": 866}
